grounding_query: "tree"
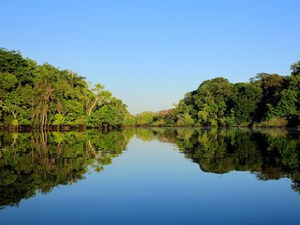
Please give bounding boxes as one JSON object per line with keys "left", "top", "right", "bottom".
{"left": 85, "top": 84, "right": 112, "bottom": 116}
{"left": 250, "top": 73, "right": 288, "bottom": 122}
{"left": 90, "top": 97, "right": 131, "bottom": 129}
{"left": 229, "top": 82, "right": 263, "bottom": 125}
{"left": 291, "top": 60, "right": 300, "bottom": 77}
{"left": 177, "top": 113, "right": 195, "bottom": 126}
{"left": 123, "top": 113, "right": 136, "bottom": 126}
{"left": 190, "top": 77, "right": 234, "bottom": 126}
{"left": 0, "top": 48, "right": 36, "bottom": 86}
{"left": 31, "top": 64, "right": 61, "bottom": 129}
{"left": 136, "top": 111, "right": 154, "bottom": 126}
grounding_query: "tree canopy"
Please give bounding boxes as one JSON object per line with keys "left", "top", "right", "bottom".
{"left": 1, "top": 48, "right": 299, "bottom": 128}
{"left": 142, "top": 61, "right": 299, "bottom": 127}
{"left": 0, "top": 48, "right": 134, "bottom": 130}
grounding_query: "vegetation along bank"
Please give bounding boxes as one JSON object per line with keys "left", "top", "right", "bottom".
{"left": 0, "top": 48, "right": 299, "bottom": 130}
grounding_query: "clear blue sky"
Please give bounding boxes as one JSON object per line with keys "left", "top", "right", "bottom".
{"left": 1, "top": 0, "right": 299, "bottom": 114}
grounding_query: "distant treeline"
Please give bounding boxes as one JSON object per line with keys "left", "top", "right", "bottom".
{"left": 0, "top": 48, "right": 135, "bottom": 130}
{"left": 136, "top": 61, "right": 300, "bottom": 127}
{"left": 1, "top": 48, "right": 299, "bottom": 129}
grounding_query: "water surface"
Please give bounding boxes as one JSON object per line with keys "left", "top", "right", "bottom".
{"left": 0, "top": 128, "right": 300, "bottom": 225}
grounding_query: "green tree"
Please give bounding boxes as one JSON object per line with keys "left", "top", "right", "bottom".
{"left": 186, "top": 77, "right": 234, "bottom": 126}
{"left": 177, "top": 113, "right": 195, "bottom": 126}
{"left": 0, "top": 48, "right": 132, "bottom": 130}
{"left": 136, "top": 111, "right": 154, "bottom": 126}
{"left": 85, "top": 83, "right": 112, "bottom": 117}
{"left": 229, "top": 82, "right": 263, "bottom": 125}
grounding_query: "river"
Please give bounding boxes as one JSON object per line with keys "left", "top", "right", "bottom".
{"left": 0, "top": 128, "right": 300, "bottom": 225}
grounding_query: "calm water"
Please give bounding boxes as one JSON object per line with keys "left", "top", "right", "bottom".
{"left": 0, "top": 128, "right": 300, "bottom": 225}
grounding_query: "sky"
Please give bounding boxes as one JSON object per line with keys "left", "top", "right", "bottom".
{"left": 1, "top": 0, "right": 299, "bottom": 114}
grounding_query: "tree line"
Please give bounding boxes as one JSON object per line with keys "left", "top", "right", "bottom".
{"left": 0, "top": 48, "right": 135, "bottom": 130}
{"left": 136, "top": 61, "right": 300, "bottom": 127}
{"left": 1, "top": 48, "right": 299, "bottom": 129}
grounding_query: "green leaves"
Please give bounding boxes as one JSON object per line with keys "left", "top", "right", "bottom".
{"left": 290, "top": 60, "right": 300, "bottom": 76}
{"left": 0, "top": 48, "right": 133, "bottom": 129}
{"left": 0, "top": 47, "right": 299, "bottom": 129}
{"left": 136, "top": 111, "right": 154, "bottom": 126}
{"left": 174, "top": 62, "right": 300, "bottom": 127}
{"left": 0, "top": 73, "right": 18, "bottom": 90}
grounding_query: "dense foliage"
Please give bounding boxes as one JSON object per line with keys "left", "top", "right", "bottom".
{"left": 136, "top": 61, "right": 300, "bottom": 127}
{"left": 1, "top": 48, "right": 299, "bottom": 128}
{"left": 0, "top": 48, "right": 135, "bottom": 130}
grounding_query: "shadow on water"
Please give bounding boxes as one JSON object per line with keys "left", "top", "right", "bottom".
{"left": 0, "top": 127, "right": 299, "bottom": 209}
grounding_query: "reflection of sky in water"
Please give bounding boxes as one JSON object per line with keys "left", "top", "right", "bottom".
{"left": 1, "top": 136, "right": 300, "bottom": 225}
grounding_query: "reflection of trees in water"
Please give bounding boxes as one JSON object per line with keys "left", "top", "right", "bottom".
{"left": 0, "top": 128, "right": 299, "bottom": 209}
{"left": 136, "top": 128, "right": 300, "bottom": 194}
{"left": 0, "top": 130, "right": 134, "bottom": 209}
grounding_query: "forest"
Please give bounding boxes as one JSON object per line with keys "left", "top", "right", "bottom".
{"left": 137, "top": 62, "right": 300, "bottom": 127}
{"left": 0, "top": 48, "right": 135, "bottom": 130}
{"left": 0, "top": 48, "right": 299, "bottom": 129}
